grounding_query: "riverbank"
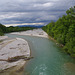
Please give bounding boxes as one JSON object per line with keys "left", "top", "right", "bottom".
{"left": 0, "top": 36, "right": 8, "bottom": 41}
{"left": 48, "top": 35, "right": 64, "bottom": 48}
{"left": 10, "top": 29, "right": 48, "bottom": 38}
{"left": 0, "top": 29, "right": 48, "bottom": 74}
{"left": 0, "top": 37, "right": 30, "bottom": 73}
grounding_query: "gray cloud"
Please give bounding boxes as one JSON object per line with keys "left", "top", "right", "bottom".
{"left": 0, "top": 0, "right": 75, "bottom": 26}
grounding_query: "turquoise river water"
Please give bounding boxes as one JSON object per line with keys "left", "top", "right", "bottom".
{"left": 5, "top": 34, "right": 75, "bottom": 75}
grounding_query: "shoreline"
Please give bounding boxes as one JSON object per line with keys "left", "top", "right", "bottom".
{"left": 0, "top": 29, "right": 48, "bottom": 74}
{"left": 0, "top": 36, "right": 8, "bottom": 41}
{"left": 48, "top": 35, "right": 64, "bottom": 47}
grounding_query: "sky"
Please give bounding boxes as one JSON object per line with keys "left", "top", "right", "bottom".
{"left": 0, "top": 0, "right": 75, "bottom": 27}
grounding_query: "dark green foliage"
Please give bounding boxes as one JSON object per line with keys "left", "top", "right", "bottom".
{"left": 0, "top": 30, "right": 4, "bottom": 36}
{"left": 0, "top": 23, "right": 35, "bottom": 36}
{"left": 0, "top": 23, "right": 7, "bottom": 33}
{"left": 42, "top": 6, "right": 75, "bottom": 57}
{"left": 0, "top": 24, "right": 5, "bottom": 36}
{"left": 6, "top": 26, "right": 34, "bottom": 33}
{"left": 42, "top": 21, "right": 55, "bottom": 37}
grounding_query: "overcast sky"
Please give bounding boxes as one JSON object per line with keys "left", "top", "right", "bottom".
{"left": 0, "top": 0, "right": 75, "bottom": 27}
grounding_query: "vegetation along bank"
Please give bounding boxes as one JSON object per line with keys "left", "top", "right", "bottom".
{"left": 42, "top": 6, "right": 75, "bottom": 57}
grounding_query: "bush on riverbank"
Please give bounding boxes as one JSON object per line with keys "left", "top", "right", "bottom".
{"left": 42, "top": 6, "right": 75, "bottom": 57}
{"left": 0, "top": 23, "right": 7, "bottom": 36}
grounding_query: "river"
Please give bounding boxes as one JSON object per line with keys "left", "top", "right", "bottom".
{"left": 4, "top": 34, "right": 75, "bottom": 75}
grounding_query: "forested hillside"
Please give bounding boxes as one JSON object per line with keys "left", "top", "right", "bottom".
{"left": 0, "top": 23, "right": 7, "bottom": 35}
{"left": 42, "top": 6, "right": 75, "bottom": 57}
{"left": 0, "top": 24, "right": 35, "bottom": 36}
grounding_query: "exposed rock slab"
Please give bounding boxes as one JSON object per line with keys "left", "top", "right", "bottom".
{"left": 0, "top": 38, "right": 30, "bottom": 71}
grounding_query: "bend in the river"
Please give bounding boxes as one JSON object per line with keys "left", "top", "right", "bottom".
{"left": 5, "top": 34, "right": 75, "bottom": 75}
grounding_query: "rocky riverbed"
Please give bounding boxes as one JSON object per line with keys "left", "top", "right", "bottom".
{"left": 0, "top": 37, "right": 30, "bottom": 73}
{"left": 10, "top": 29, "right": 48, "bottom": 38}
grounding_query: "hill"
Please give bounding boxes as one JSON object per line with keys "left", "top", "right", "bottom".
{"left": 17, "top": 25, "right": 44, "bottom": 28}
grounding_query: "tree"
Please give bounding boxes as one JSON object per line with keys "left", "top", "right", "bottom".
{"left": 42, "top": 6, "right": 75, "bottom": 57}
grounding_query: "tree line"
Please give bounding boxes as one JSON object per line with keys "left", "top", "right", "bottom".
{"left": 0, "top": 24, "right": 35, "bottom": 36}
{"left": 42, "top": 6, "right": 75, "bottom": 57}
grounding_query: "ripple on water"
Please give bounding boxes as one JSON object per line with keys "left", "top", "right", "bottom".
{"left": 31, "top": 64, "right": 47, "bottom": 75}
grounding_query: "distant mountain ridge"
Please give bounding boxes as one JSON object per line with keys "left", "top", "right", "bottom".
{"left": 16, "top": 25, "right": 44, "bottom": 28}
